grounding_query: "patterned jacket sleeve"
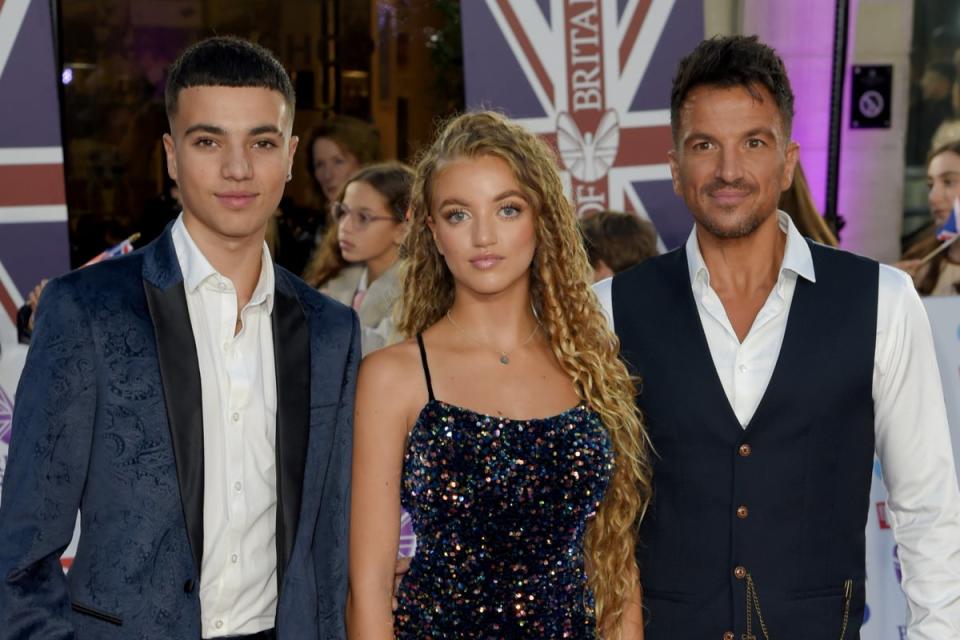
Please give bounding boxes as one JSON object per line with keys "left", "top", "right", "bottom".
{"left": 0, "top": 277, "right": 97, "bottom": 639}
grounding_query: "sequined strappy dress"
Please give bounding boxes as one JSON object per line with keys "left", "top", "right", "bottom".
{"left": 393, "top": 334, "right": 614, "bottom": 638}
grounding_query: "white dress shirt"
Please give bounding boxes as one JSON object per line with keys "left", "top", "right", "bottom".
{"left": 172, "top": 216, "right": 279, "bottom": 638}
{"left": 594, "top": 212, "right": 960, "bottom": 638}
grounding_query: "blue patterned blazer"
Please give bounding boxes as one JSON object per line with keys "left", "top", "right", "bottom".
{"left": 0, "top": 228, "right": 359, "bottom": 639}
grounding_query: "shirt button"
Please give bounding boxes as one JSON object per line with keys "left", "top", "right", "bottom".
{"left": 737, "top": 505, "right": 749, "bottom": 519}
{"left": 231, "top": 554, "right": 239, "bottom": 564}
{"left": 222, "top": 342, "right": 230, "bottom": 351}
{"left": 723, "top": 633, "right": 735, "bottom": 640}
{"left": 734, "top": 565, "right": 747, "bottom": 579}
{"left": 739, "top": 443, "right": 752, "bottom": 457}
{"left": 232, "top": 412, "right": 240, "bottom": 422}
{"left": 218, "top": 282, "right": 226, "bottom": 290}
{"left": 738, "top": 364, "right": 747, "bottom": 373}
{"left": 234, "top": 481, "right": 243, "bottom": 491}
{"left": 215, "top": 620, "right": 224, "bottom": 629}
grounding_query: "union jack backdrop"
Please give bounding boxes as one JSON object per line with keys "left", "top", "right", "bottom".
{"left": 0, "top": 0, "right": 70, "bottom": 345}
{"left": 461, "top": 0, "right": 704, "bottom": 250}
{"left": 0, "top": 0, "right": 69, "bottom": 517}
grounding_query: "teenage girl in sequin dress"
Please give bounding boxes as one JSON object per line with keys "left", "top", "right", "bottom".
{"left": 347, "top": 111, "right": 651, "bottom": 639}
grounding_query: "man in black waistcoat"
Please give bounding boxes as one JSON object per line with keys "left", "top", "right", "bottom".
{"left": 595, "top": 36, "right": 960, "bottom": 639}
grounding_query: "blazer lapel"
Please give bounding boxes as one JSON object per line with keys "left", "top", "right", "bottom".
{"left": 142, "top": 229, "right": 204, "bottom": 575}
{"left": 272, "top": 270, "right": 310, "bottom": 591}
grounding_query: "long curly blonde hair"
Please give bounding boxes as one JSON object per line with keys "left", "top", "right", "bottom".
{"left": 398, "top": 111, "right": 651, "bottom": 637}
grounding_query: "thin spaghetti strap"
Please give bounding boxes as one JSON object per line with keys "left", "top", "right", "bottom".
{"left": 416, "top": 333, "right": 436, "bottom": 402}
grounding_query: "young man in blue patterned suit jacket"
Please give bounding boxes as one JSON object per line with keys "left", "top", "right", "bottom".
{"left": 0, "top": 37, "right": 359, "bottom": 640}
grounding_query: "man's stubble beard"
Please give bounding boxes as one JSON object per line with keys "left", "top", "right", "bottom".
{"left": 692, "top": 204, "right": 770, "bottom": 240}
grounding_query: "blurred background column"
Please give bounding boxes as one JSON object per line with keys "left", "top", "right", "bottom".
{"left": 744, "top": 0, "right": 912, "bottom": 262}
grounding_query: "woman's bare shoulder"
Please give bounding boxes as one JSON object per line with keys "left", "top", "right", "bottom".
{"left": 360, "top": 337, "right": 422, "bottom": 379}
{"left": 357, "top": 338, "right": 429, "bottom": 416}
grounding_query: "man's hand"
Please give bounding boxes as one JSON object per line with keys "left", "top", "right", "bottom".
{"left": 894, "top": 259, "right": 923, "bottom": 277}
{"left": 392, "top": 556, "right": 411, "bottom": 611}
{"left": 26, "top": 279, "right": 48, "bottom": 332}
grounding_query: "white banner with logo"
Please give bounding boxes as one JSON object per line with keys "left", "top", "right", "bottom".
{"left": 863, "top": 462, "right": 908, "bottom": 639}
{"left": 924, "top": 296, "right": 960, "bottom": 473}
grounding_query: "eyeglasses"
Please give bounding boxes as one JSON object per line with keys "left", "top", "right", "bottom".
{"left": 330, "top": 202, "right": 398, "bottom": 229}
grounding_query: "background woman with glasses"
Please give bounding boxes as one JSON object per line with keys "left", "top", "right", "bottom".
{"left": 304, "top": 162, "right": 413, "bottom": 353}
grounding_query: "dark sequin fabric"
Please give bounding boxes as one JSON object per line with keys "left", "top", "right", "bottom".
{"left": 395, "top": 399, "right": 614, "bottom": 639}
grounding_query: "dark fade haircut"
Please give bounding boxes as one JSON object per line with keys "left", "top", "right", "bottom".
{"left": 165, "top": 36, "right": 295, "bottom": 121}
{"left": 670, "top": 35, "right": 794, "bottom": 144}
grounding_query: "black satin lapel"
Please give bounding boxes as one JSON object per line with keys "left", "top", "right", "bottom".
{"left": 144, "top": 280, "right": 204, "bottom": 575}
{"left": 272, "top": 283, "right": 310, "bottom": 591}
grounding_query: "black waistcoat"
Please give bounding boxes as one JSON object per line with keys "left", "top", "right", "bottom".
{"left": 612, "top": 241, "right": 878, "bottom": 640}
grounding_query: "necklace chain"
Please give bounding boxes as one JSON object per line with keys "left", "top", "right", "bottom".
{"left": 445, "top": 310, "right": 540, "bottom": 365}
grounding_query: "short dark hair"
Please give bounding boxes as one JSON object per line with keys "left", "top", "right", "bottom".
{"left": 165, "top": 36, "right": 295, "bottom": 119}
{"left": 670, "top": 35, "right": 794, "bottom": 143}
{"left": 579, "top": 210, "right": 658, "bottom": 273}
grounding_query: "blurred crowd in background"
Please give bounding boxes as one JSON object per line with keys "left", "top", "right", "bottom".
{"left": 14, "top": 1, "right": 960, "bottom": 347}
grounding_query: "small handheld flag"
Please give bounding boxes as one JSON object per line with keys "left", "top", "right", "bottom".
{"left": 919, "top": 198, "right": 960, "bottom": 264}
{"left": 936, "top": 197, "right": 959, "bottom": 242}
{"left": 82, "top": 233, "right": 141, "bottom": 267}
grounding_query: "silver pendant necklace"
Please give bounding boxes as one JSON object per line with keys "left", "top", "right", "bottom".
{"left": 446, "top": 310, "right": 541, "bottom": 365}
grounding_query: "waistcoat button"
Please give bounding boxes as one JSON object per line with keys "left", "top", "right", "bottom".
{"left": 723, "top": 633, "right": 735, "bottom": 640}
{"left": 737, "top": 505, "right": 749, "bottom": 519}
{"left": 739, "top": 443, "right": 752, "bottom": 457}
{"left": 734, "top": 565, "right": 747, "bottom": 579}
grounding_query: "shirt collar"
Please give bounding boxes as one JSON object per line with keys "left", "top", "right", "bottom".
{"left": 171, "top": 213, "right": 275, "bottom": 314}
{"left": 779, "top": 210, "right": 816, "bottom": 284}
{"left": 249, "top": 249, "right": 275, "bottom": 314}
{"left": 685, "top": 210, "right": 817, "bottom": 288}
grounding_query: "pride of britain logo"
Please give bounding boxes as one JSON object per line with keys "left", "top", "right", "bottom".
{"left": 0, "top": 386, "right": 11, "bottom": 445}
{"left": 399, "top": 509, "right": 417, "bottom": 558}
{"left": 0, "top": 385, "right": 12, "bottom": 490}
{"left": 470, "top": 0, "right": 692, "bottom": 243}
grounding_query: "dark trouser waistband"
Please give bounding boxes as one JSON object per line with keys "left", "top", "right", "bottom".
{"left": 205, "top": 629, "right": 276, "bottom": 640}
